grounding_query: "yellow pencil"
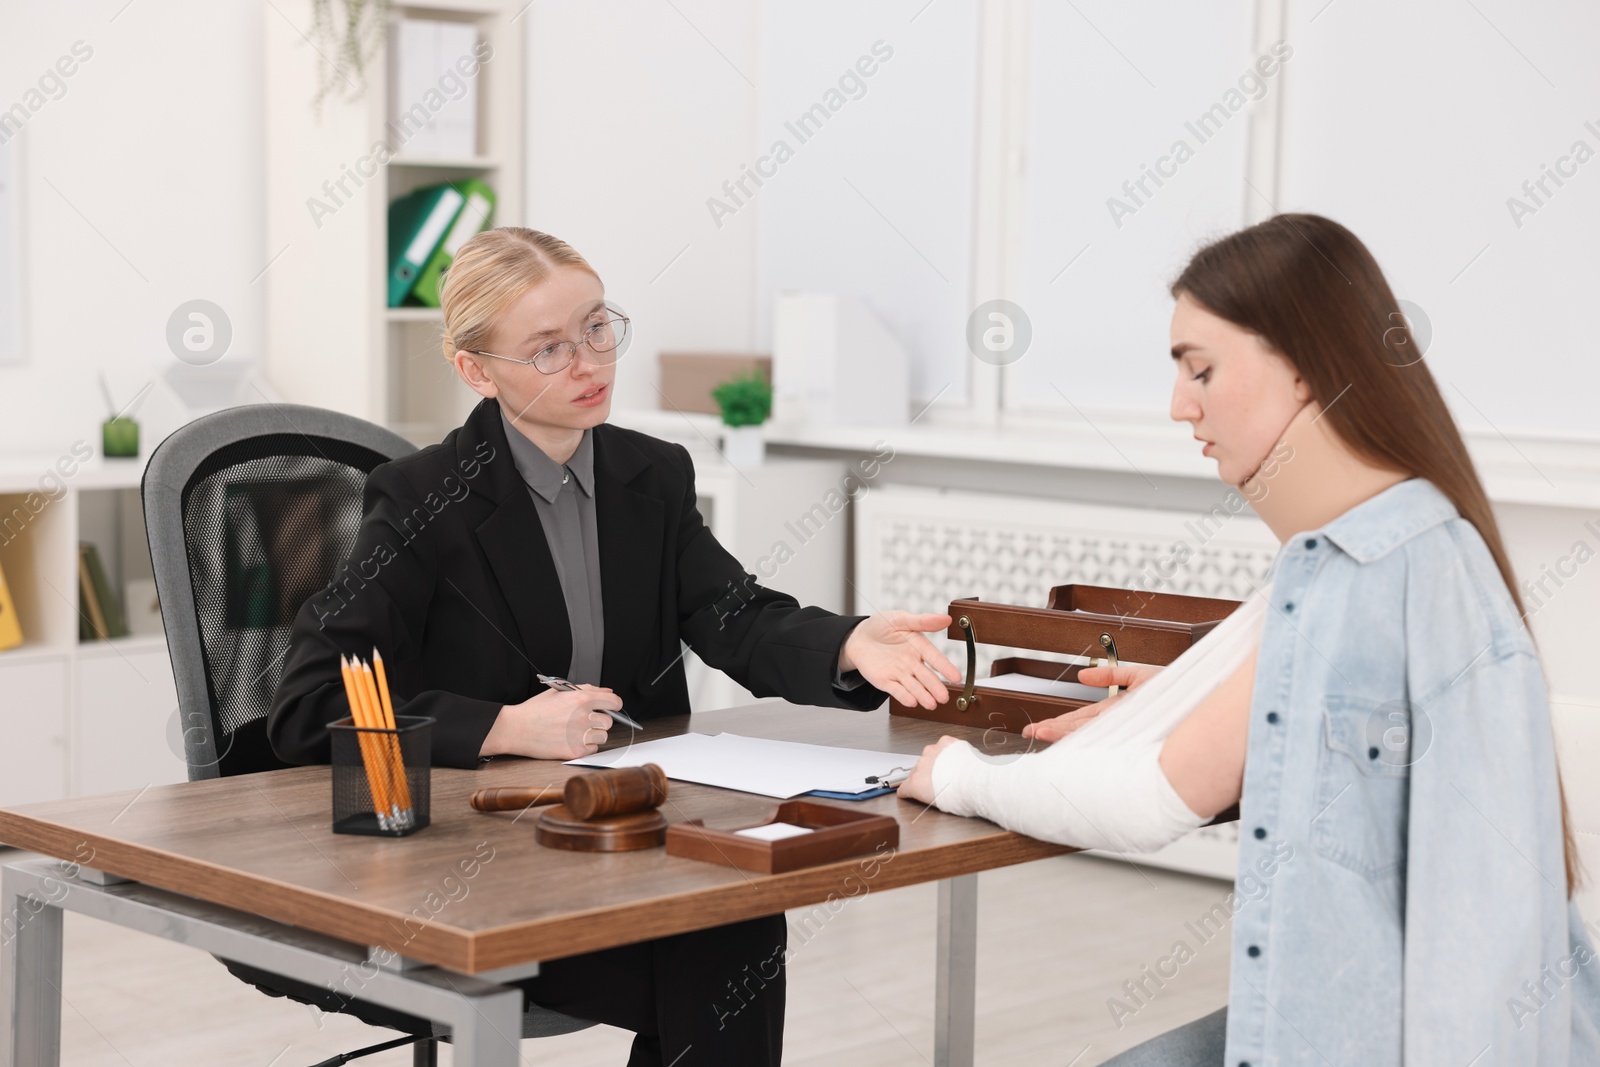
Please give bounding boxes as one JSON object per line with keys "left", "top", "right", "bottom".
{"left": 371, "top": 649, "right": 414, "bottom": 815}
{"left": 339, "top": 655, "right": 391, "bottom": 828}
{"left": 373, "top": 647, "right": 397, "bottom": 728}
{"left": 353, "top": 658, "right": 399, "bottom": 825}
{"left": 344, "top": 655, "right": 393, "bottom": 823}
{"left": 360, "top": 658, "right": 410, "bottom": 826}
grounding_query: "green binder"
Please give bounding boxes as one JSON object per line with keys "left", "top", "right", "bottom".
{"left": 78, "top": 543, "right": 128, "bottom": 640}
{"left": 387, "top": 183, "right": 466, "bottom": 307}
{"left": 410, "top": 178, "right": 497, "bottom": 308}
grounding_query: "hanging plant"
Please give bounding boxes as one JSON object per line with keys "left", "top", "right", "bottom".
{"left": 307, "top": 0, "right": 391, "bottom": 115}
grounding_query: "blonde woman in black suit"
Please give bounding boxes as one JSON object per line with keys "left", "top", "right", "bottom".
{"left": 270, "top": 227, "right": 960, "bottom": 1066}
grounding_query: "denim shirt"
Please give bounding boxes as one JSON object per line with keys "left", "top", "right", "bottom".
{"left": 1228, "top": 477, "right": 1600, "bottom": 1065}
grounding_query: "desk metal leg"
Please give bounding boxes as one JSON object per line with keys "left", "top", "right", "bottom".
{"left": 0, "top": 860, "right": 527, "bottom": 1067}
{"left": 934, "top": 874, "right": 977, "bottom": 1067}
{"left": 1, "top": 864, "right": 65, "bottom": 1067}
{"left": 437, "top": 985, "right": 523, "bottom": 1067}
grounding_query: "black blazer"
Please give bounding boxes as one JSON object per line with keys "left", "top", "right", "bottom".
{"left": 268, "top": 397, "right": 885, "bottom": 768}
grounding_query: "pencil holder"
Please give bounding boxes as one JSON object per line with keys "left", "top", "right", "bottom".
{"left": 328, "top": 715, "right": 433, "bottom": 837}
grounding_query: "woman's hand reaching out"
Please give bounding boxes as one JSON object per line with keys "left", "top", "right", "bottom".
{"left": 839, "top": 612, "right": 963, "bottom": 710}
{"left": 480, "top": 684, "right": 624, "bottom": 760}
{"left": 1020, "top": 663, "right": 1165, "bottom": 743}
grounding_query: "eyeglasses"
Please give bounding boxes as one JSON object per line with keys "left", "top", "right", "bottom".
{"left": 469, "top": 312, "right": 631, "bottom": 375}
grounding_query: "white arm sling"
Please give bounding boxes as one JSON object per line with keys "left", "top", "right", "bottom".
{"left": 929, "top": 591, "right": 1268, "bottom": 853}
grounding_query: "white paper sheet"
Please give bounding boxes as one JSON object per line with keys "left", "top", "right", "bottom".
{"left": 978, "top": 671, "right": 1109, "bottom": 703}
{"left": 565, "top": 732, "right": 918, "bottom": 799}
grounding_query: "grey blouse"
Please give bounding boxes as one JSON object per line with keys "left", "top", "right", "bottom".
{"left": 499, "top": 408, "right": 604, "bottom": 685}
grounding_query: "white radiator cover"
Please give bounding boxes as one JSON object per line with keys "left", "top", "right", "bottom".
{"left": 854, "top": 484, "right": 1283, "bottom": 880}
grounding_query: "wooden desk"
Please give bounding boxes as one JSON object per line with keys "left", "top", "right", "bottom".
{"left": 0, "top": 702, "right": 1070, "bottom": 1066}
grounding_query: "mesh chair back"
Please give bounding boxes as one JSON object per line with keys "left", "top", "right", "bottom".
{"left": 142, "top": 405, "right": 597, "bottom": 1044}
{"left": 143, "top": 405, "right": 415, "bottom": 779}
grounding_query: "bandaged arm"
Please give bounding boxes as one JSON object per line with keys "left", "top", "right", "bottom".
{"left": 928, "top": 593, "right": 1267, "bottom": 853}
{"left": 931, "top": 735, "right": 1204, "bottom": 852}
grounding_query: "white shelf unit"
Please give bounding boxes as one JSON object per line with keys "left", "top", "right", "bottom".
{"left": 264, "top": 0, "right": 525, "bottom": 449}
{"left": 0, "top": 456, "right": 185, "bottom": 811}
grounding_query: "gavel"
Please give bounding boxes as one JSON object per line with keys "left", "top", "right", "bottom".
{"left": 469, "top": 763, "right": 668, "bottom": 821}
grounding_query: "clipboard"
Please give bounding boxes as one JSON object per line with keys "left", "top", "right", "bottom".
{"left": 805, "top": 785, "right": 896, "bottom": 801}
{"left": 568, "top": 732, "right": 921, "bottom": 800}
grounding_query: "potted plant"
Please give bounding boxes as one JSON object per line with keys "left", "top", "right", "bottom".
{"left": 711, "top": 371, "right": 773, "bottom": 467}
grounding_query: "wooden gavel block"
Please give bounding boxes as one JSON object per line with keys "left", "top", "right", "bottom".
{"left": 469, "top": 763, "right": 669, "bottom": 852}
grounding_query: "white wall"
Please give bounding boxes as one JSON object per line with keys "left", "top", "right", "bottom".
{"left": 1009, "top": 1, "right": 1259, "bottom": 415}
{"left": 1278, "top": 0, "right": 1600, "bottom": 441}
{"left": 519, "top": 0, "right": 763, "bottom": 416}
{"left": 756, "top": 0, "right": 981, "bottom": 408}
{"left": 0, "top": 0, "right": 265, "bottom": 459}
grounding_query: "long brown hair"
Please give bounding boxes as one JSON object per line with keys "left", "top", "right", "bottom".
{"left": 1171, "top": 213, "right": 1578, "bottom": 896}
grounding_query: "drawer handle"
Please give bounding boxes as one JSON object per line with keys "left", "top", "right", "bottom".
{"left": 1100, "top": 632, "right": 1120, "bottom": 698}
{"left": 955, "top": 615, "right": 979, "bottom": 712}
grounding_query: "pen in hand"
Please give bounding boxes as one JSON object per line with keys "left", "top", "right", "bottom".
{"left": 537, "top": 673, "right": 643, "bottom": 731}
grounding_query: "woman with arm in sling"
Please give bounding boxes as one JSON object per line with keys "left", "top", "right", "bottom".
{"left": 901, "top": 214, "right": 1600, "bottom": 1065}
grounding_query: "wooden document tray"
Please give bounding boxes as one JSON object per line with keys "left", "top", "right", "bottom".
{"left": 666, "top": 800, "right": 899, "bottom": 874}
{"left": 893, "top": 583, "right": 1243, "bottom": 735}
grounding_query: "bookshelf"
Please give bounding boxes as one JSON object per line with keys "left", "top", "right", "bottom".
{"left": 0, "top": 456, "right": 185, "bottom": 809}
{"left": 264, "top": 0, "right": 525, "bottom": 448}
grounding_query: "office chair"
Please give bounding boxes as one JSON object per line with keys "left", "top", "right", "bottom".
{"left": 142, "top": 402, "right": 595, "bottom": 1066}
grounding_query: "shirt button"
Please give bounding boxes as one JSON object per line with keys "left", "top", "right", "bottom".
{"left": 1247, "top": 945, "right": 1261, "bottom": 958}
{"left": 1304, "top": 537, "right": 1318, "bottom": 549}
{"left": 1283, "top": 601, "right": 1294, "bottom": 612}
{"left": 1368, "top": 746, "right": 1381, "bottom": 760}
{"left": 1266, "top": 711, "right": 1279, "bottom": 724}
{"left": 562, "top": 471, "right": 570, "bottom": 484}
{"left": 1253, "top": 827, "right": 1266, "bottom": 840}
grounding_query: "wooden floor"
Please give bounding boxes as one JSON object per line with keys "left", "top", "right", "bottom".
{"left": 34, "top": 850, "right": 1233, "bottom": 1066}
